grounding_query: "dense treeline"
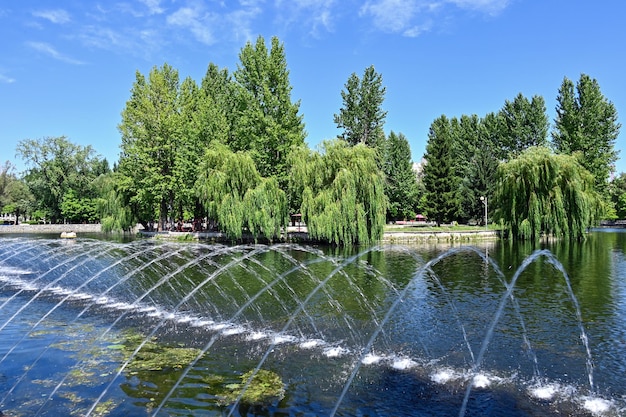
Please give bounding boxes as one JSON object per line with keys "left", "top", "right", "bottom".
{"left": 1, "top": 35, "right": 622, "bottom": 243}
{"left": 422, "top": 75, "right": 620, "bottom": 240}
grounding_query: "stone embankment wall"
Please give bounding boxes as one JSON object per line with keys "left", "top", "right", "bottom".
{"left": 382, "top": 230, "right": 498, "bottom": 243}
{"left": 0, "top": 223, "right": 499, "bottom": 243}
{"left": 0, "top": 224, "right": 102, "bottom": 234}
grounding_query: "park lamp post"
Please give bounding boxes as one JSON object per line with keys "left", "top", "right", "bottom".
{"left": 480, "top": 196, "right": 488, "bottom": 230}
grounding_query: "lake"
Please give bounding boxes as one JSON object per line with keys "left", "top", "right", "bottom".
{"left": 0, "top": 231, "right": 625, "bottom": 416}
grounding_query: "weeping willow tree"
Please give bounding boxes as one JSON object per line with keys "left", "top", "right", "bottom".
{"left": 494, "top": 146, "right": 602, "bottom": 240}
{"left": 195, "top": 142, "right": 287, "bottom": 241}
{"left": 94, "top": 172, "right": 138, "bottom": 233}
{"left": 289, "top": 140, "right": 386, "bottom": 245}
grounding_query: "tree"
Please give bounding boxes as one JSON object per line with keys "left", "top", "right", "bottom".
{"left": 118, "top": 63, "right": 181, "bottom": 231}
{"left": 195, "top": 142, "right": 287, "bottom": 241}
{"left": 422, "top": 116, "right": 461, "bottom": 226}
{"left": 289, "top": 140, "right": 386, "bottom": 245}
{"left": 0, "top": 162, "right": 34, "bottom": 223}
{"left": 0, "top": 161, "right": 15, "bottom": 207}
{"left": 494, "top": 146, "right": 601, "bottom": 240}
{"left": 60, "top": 189, "right": 98, "bottom": 223}
{"left": 458, "top": 115, "right": 500, "bottom": 224}
{"left": 174, "top": 75, "right": 230, "bottom": 222}
{"left": 334, "top": 65, "right": 387, "bottom": 148}
{"left": 382, "top": 131, "right": 419, "bottom": 221}
{"left": 450, "top": 114, "right": 481, "bottom": 222}
{"left": 499, "top": 93, "right": 549, "bottom": 158}
{"left": 608, "top": 173, "right": 626, "bottom": 220}
{"left": 95, "top": 171, "right": 137, "bottom": 233}
{"left": 232, "top": 36, "right": 306, "bottom": 186}
{"left": 552, "top": 74, "right": 621, "bottom": 194}
{"left": 201, "top": 63, "right": 237, "bottom": 142}
{"left": 16, "top": 136, "right": 106, "bottom": 223}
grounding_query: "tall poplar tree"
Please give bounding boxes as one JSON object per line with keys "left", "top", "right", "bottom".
{"left": 233, "top": 36, "right": 306, "bottom": 186}
{"left": 552, "top": 74, "right": 621, "bottom": 194}
{"left": 118, "top": 63, "right": 181, "bottom": 231}
{"left": 422, "top": 116, "right": 460, "bottom": 225}
{"left": 334, "top": 65, "right": 387, "bottom": 147}
{"left": 201, "top": 63, "right": 237, "bottom": 143}
{"left": 176, "top": 74, "right": 229, "bottom": 221}
{"left": 498, "top": 93, "right": 549, "bottom": 158}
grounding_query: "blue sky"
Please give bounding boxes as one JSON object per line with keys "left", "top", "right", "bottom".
{"left": 1, "top": 0, "right": 625, "bottom": 174}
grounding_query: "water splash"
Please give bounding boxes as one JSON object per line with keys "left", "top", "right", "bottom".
{"left": 458, "top": 249, "right": 595, "bottom": 416}
{"left": 0, "top": 238, "right": 612, "bottom": 416}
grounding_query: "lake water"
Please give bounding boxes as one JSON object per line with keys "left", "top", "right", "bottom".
{"left": 0, "top": 231, "right": 625, "bottom": 416}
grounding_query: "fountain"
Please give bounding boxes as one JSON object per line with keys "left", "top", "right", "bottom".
{"left": 0, "top": 236, "right": 624, "bottom": 416}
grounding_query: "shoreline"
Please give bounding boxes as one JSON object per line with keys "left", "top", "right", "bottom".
{"left": 0, "top": 223, "right": 500, "bottom": 243}
{"left": 0, "top": 223, "right": 103, "bottom": 234}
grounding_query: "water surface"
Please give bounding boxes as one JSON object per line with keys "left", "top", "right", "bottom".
{"left": 0, "top": 231, "right": 625, "bottom": 416}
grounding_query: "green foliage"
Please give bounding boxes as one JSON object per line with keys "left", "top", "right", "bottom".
{"left": 456, "top": 114, "right": 500, "bottom": 224}
{"left": 118, "top": 63, "right": 181, "bottom": 230}
{"left": 382, "top": 131, "right": 419, "bottom": 221}
{"left": 232, "top": 36, "right": 306, "bottom": 186}
{"left": 199, "top": 63, "right": 238, "bottom": 143}
{"left": 608, "top": 173, "right": 626, "bottom": 219}
{"left": 243, "top": 177, "right": 287, "bottom": 239}
{"left": 498, "top": 93, "right": 549, "bottom": 158}
{"left": 195, "top": 143, "right": 287, "bottom": 241}
{"left": 0, "top": 161, "right": 34, "bottom": 223}
{"left": 289, "top": 140, "right": 386, "bottom": 245}
{"left": 495, "top": 146, "right": 601, "bottom": 240}
{"left": 552, "top": 74, "right": 621, "bottom": 194}
{"left": 16, "top": 136, "right": 107, "bottom": 223}
{"left": 60, "top": 189, "right": 98, "bottom": 223}
{"left": 94, "top": 172, "right": 137, "bottom": 232}
{"left": 0, "top": 161, "right": 14, "bottom": 200}
{"left": 422, "top": 115, "right": 461, "bottom": 225}
{"left": 334, "top": 65, "right": 387, "bottom": 147}
{"left": 116, "top": 41, "right": 303, "bottom": 232}
{"left": 175, "top": 75, "right": 230, "bottom": 221}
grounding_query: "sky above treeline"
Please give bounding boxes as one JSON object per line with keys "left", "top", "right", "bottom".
{"left": 1, "top": 1, "right": 625, "bottom": 174}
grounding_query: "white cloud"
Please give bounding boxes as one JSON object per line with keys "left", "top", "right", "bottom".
{"left": 167, "top": 6, "right": 215, "bottom": 45}
{"left": 78, "top": 26, "right": 128, "bottom": 50}
{"left": 450, "top": 0, "right": 510, "bottom": 15}
{"left": 274, "top": 0, "right": 336, "bottom": 36}
{"left": 166, "top": 2, "right": 263, "bottom": 46}
{"left": 74, "top": 24, "right": 164, "bottom": 60}
{"left": 138, "top": 0, "right": 165, "bottom": 15}
{"left": 360, "top": 0, "right": 422, "bottom": 34}
{"left": 403, "top": 20, "right": 433, "bottom": 37}
{"left": 0, "top": 73, "right": 16, "bottom": 84}
{"left": 32, "top": 9, "right": 71, "bottom": 24}
{"left": 360, "top": 0, "right": 511, "bottom": 36}
{"left": 26, "top": 42, "right": 85, "bottom": 65}
{"left": 226, "top": 6, "right": 263, "bottom": 43}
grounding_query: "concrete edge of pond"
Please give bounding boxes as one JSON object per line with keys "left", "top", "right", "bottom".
{"left": 0, "top": 223, "right": 500, "bottom": 243}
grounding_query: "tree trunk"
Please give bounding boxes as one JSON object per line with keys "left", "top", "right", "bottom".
{"left": 159, "top": 198, "right": 168, "bottom": 231}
